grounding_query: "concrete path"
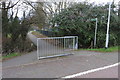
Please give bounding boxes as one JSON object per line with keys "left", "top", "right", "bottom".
{"left": 27, "top": 32, "right": 37, "bottom": 45}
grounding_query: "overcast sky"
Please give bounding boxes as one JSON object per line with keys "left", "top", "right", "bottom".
{"left": 16, "top": 0, "right": 119, "bottom": 18}
{"left": 29, "top": 0, "right": 119, "bottom": 4}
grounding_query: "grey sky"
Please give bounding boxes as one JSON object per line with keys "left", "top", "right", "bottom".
{"left": 16, "top": 0, "right": 119, "bottom": 18}
{"left": 29, "top": 0, "right": 119, "bottom": 4}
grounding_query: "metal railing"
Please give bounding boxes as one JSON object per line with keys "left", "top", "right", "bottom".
{"left": 37, "top": 36, "right": 78, "bottom": 59}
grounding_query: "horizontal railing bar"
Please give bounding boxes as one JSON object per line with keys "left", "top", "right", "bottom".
{"left": 37, "top": 36, "right": 77, "bottom": 40}
{"left": 38, "top": 53, "right": 74, "bottom": 60}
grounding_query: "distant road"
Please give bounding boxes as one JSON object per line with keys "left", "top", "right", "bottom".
{"left": 27, "top": 32, "right": 38, "bottom": 45}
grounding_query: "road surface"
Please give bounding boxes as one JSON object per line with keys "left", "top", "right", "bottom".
{"left": 76, "top": 65, "right": 118, "bottom": 78}
{"left": 2, "top": 50, "right": 118, "bottom": 78}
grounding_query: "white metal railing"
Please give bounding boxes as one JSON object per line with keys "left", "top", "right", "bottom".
{"left": 37, "top": 36, "right": 78, "bottom": 59}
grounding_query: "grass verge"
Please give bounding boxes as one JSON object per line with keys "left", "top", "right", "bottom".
{"left": 1, "top": 53, "right": 21, "bottom": 60}
{"left": 83, "top": 46, "right": 118, "bottom": 52}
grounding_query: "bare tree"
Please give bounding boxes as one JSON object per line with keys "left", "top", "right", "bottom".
{"left": 23, "top": 0, "right": 71, "bottom": 28}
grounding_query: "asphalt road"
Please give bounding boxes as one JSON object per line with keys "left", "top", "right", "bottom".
{"left": 76, "top": 65, "right": 118, "bottom": 78}
{"left": 2, "top": 50, "right": 118, "bottom": 78}
{"left": 2, "top": 32, "right": 119, "bottom": 78}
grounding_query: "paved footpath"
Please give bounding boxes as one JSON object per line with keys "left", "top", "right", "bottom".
{"left": 2, "top": 50, "right": 118, "bottom": 78}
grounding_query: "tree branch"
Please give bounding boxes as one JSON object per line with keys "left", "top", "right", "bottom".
{"left": 23, "top": 1, "right": 47, "bottom": 17}
{"left": 0, "top": 0, "right": 20, "bottom": 9}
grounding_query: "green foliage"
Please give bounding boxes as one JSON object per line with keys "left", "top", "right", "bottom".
{"left": 51, "top": 2, "right": 119, "bottom": 48}
{"left": 2, "top": 2, "right": 36, "bottom": 55}
{"left": 2, "top": 52, "right": 21, "bottom": 60}
{"left": 85, "top": 46, "right": 118, "bottom": 52}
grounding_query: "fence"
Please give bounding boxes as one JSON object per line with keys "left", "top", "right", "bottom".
{"left": 37, "top": 36, "right": 78, "bottom": 59}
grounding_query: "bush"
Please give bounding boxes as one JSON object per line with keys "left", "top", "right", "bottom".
{"left": 51, "top": 2, "right": 119, "bottom": 48}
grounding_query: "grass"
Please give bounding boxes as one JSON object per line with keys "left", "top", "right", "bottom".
{"left": 83, "top": 46, "right": 118, "bottom": 52}
{"left": 1, "top": 52, "right": 21, "bottom": 60}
